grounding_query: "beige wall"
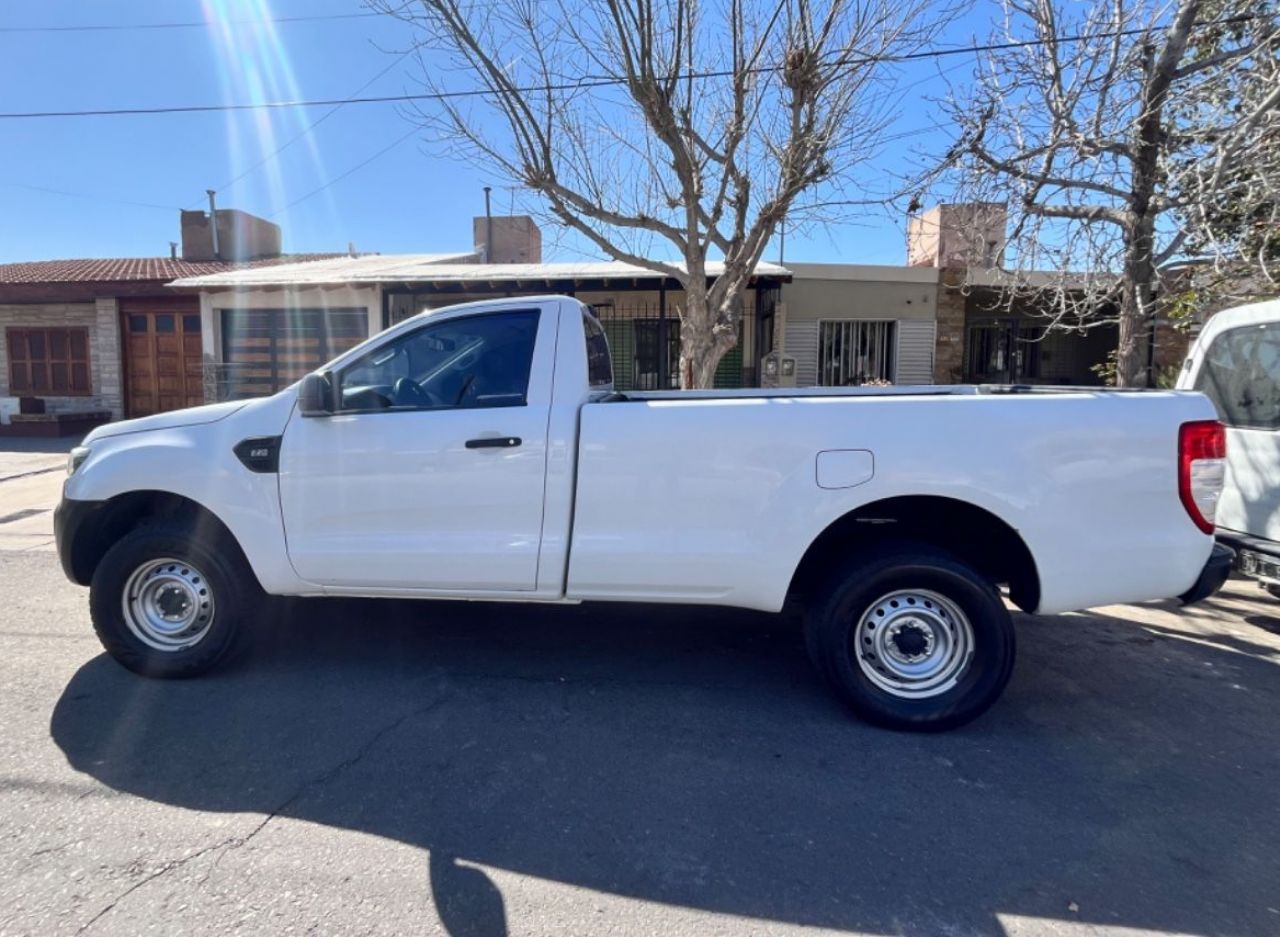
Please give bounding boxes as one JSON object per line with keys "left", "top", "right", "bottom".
{"left": 473, "top": 215, "right": 542, "bottom": 263}
{"left": 778, "top": 265, "right": 942, "bottom": 386}
{"left": 0, "top": 300, "right": 122, "bottom": 417}
{"left": 907, "top": 203, "right": 1007, "bottom": 269}
{"left": 782, "top": 265, "right": 939, "bottom": 323}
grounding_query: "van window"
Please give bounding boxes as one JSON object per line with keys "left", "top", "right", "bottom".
{"left": 1194, "top": 323, "right": 1280, "bottom": 430}
{"left": 583, "top": 311, "right": 613, "bottom": 387}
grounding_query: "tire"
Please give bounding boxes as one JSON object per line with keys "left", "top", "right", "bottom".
{"left": 89, "top": 522, "right": 260, "bottom": 678}
{"left": 804, "top": 544, "right": 1015, "bottom": 731}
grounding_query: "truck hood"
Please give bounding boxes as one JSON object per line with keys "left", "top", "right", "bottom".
{"left": 84, "top": 399, "right": 250, "bottom": 442}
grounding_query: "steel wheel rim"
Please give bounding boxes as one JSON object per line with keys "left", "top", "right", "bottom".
{"left": 852, "top": 588, "right": 974, "bottom": 699}
{"left": 121, "top": 557, "right": 215, "bottom": 651}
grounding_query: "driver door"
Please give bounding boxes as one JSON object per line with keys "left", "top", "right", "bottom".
{"left": 278, "top": 306, "right": 555, "bottom": 592}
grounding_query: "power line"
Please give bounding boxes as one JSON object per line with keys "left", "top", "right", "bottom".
{"left": 272, "top": 86, "right": 977, "bottom": 219}
{"left": 0, "top": 82, "right": 612, "bottom": 121}
{"left": 201, "top": 50, "right": 414, "bottom": 206}
{"left": 0, "top": 12, "right": 381, "bottom": 34}
{"left": 269, "top": 125, "right": 421, "bottom": 216}
{"left": 0, "top": 15, "right": 1258, "bottom": 121}
{"left": 0, "top": 182, "right": 180, "bottom": 212}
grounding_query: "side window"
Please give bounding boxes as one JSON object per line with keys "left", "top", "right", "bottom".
{"left": 583, "top": 310, "right": 613, "bottom": 388}
{"left": 1194, "top": 323, "right": 1280, "bottom": 430}
{"left": 337, "top": 310, "right": 540, "bottom": 412}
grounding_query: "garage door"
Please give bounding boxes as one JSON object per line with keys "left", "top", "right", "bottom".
{"left": 220, "top": 308, "right": 368, "bottom": 400}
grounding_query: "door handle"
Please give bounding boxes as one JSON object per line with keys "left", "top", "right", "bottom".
{"left": 465, "top": 436, "right": 522, "bottom": 449}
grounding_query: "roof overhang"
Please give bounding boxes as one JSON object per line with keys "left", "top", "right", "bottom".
{"left": 169, "top": 256, "right": 792, "bottom": 291}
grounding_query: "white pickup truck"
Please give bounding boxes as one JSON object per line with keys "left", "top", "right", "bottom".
{"left": 56, "top": 296, "right": 1232, "bottom": 730}
{"left": 1179, "top": 298, "right": 1280, "bottom": 596}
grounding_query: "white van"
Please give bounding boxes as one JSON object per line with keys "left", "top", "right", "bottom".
{"left": 1179, "top": 298, "right": 1280, "bottom": 596}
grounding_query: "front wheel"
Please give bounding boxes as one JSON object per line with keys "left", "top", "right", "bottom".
{"left": 805, "top": 546, "right": 1016, "bottom": 731}
{"left": 89, "top": 522, "right": 259, "bottom": 678}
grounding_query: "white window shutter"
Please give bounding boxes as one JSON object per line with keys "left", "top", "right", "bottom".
{"left": 785, "top": 320, "right": 819, "bottom": 386}
{"left": 895, "top": 320, "right": 937, "bottom": 385}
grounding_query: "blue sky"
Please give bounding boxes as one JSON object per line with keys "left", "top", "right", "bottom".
{"left": 0, "top": 0, "right": 993, "bottom": 266}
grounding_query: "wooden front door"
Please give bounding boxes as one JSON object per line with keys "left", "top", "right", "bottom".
{"left": 121, "top": 300, "right": 205, "bottom": 417}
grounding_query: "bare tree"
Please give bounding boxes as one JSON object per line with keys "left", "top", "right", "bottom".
{"left": 374, "top": 0, "right": 939, "bottom": 387}
{"left": 1175, "top": 9, "right": 1280, "bottom": 292}
{"left": 936, "top": 0, "right": 1280, "bottom": 386}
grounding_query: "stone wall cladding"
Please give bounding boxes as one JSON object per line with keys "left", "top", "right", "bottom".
{"left": 934, "top": 268, "right": 967, "bottom": 383}
{"left": 202, "top": 355, "right": 219, "bottom": 405}
{"left": 0, "top": 301, "right": 123, "bottom": 418}
{"left": 94, "top": 298, "right": 123, "bottom": 417}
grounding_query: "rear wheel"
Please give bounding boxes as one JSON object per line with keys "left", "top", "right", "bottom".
{"left": 805, "top": 545, "right": 1015, "bottom": 731}
{"left": 89, "top": 522, "right": 259, "bottom": 677}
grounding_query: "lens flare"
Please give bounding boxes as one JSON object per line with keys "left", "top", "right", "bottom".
{"left": 200, "top": 0, "right": 336, "bottom": 222}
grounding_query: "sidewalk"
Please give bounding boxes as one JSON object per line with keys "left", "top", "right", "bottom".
{"left": 0, "top": 437, "right": 78, "bottom": 552}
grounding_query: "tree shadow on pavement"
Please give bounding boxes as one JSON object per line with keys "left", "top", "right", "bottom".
{"left": 51, "top": 598, "right": 1280, "bottom": 936}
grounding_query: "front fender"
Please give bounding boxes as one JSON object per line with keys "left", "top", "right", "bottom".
{"left": 63, "top": 393, "right": 308, "bottom": 595}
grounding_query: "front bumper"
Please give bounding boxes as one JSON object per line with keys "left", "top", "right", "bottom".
{"left": 1178, "top": 542, "right": 1235, "bottom": 606}
{"left": 54, "top": 496, "right": 105, "bottom": 586}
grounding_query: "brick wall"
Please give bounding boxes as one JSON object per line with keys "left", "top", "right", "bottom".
{"left": 0, "top": 300, "right": 123, "bottom": 418}
{"left": 1151, "top": 316, "right": 1192, "bottom": 384}
{"left": 934, "top": 268, "right": 967, "bottom": 383}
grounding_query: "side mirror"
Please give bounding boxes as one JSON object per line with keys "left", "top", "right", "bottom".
{"left": 298, "top": 371, "right": 334, "bottom": 417}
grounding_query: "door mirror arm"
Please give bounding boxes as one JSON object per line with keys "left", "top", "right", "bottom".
{"left": 298, "top": 371, "right": 335, "bottom": 417}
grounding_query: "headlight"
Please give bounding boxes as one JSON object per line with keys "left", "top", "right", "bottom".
{"left": 67, "top": 446, "right": 91, "bottom": 476}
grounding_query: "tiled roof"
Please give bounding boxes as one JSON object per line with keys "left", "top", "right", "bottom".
{"left": 0, "top": 253, "right": 344, "bottom": 285}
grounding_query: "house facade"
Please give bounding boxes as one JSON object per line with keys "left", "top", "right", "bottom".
{"left": 3, "top": 204, "right": 1149, "bottom": 431}
{"left": 0, "top": 209, "right": 335, "bottom": 434}
{"left": 174, "top": 251, "right": 790, "bottom": 398}
{"left": 173, "top": 209, "right": 1119, "bottom": 397}
{"left": 781, "top": 263, "right": 940, "bottom": 386}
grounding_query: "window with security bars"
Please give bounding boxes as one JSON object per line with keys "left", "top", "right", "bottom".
{"left": 818, "top": 320, "right": 896, "bottom": 385}
{"left": 589, "top": 301, "right": 757, "bottom": 390}
{"left": 6, "top": 327, "right": 91, "bottom": 395}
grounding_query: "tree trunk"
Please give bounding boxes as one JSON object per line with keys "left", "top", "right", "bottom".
{"left": 1115, "top": 215, "right": 1157, "bottom": 387}
{"left": 678, "top": 281, "right": 739, "bottom": 389}
{"left": 1112, "top": 13, "right": 1206, "bottom": 387}
{"left": 1114, "top": 285, "right": 1149, "bottom": 388}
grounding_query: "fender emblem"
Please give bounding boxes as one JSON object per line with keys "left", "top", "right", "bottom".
{"left": 234, "top": 436, "right": 281, "bottom": 474}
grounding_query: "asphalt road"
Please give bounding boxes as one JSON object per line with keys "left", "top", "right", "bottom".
{"left": 1, "top": 469, "right": 1278, "bottom": 934}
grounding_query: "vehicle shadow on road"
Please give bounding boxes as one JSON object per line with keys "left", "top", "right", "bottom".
{"left": 51, "top": 598, "right": 1280, "bottom": 936}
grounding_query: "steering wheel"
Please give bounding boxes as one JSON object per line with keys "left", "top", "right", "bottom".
{"left": 393, "top": 376, "right": 441, "bottom": 408}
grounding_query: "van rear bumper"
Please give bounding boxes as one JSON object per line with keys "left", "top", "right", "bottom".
{"left": 1214, "top": 529, "right": 1280, "bottom": 587}
{"left": 1178, "top": 543, "right": 1235, "bottom": 605}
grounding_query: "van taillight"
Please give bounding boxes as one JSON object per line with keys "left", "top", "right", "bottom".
{"left": 1178, "top": 421, "right": 1226, "bottom": 534}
